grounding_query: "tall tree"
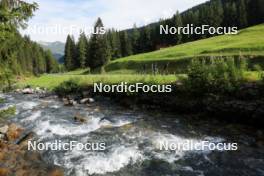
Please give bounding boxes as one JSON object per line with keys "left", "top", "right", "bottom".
{"left": 131, "top": 24, "right": 140, "bottom": 54}
{"left": 238, "top": 0, "right": 248, "bottom": 28}
{"left": 119, "top": 31, "right": 132, "bottom": 57}
{"left": 77, "top": 32, "right": 88, "bottom": 68}
{"left": 64, "top": 35, "right": 76, "bottom": 70}
{"left": 139, "top": 25, "right": 152, "bottom": 53}
{"left": 88, "top": 18, "right": 111, "bottom": 73}
{"left": 172, "top": 11, "right": 183, "bottom": 44}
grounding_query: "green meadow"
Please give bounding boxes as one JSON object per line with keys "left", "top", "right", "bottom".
{"left": 19, "top": 24, "right": 264, "bottom": 90}
{"left": 19, "top": 73, "right": 181, "bottom": 90}
{"left": 106, "top": 24, "right": 264, "bottom": 73}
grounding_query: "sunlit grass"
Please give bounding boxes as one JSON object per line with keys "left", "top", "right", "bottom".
{"left": 18, "top": 74, "right": 183, "bottom": 90}
{"left": 106, "top": 24, "right": 264, "bottom": 72}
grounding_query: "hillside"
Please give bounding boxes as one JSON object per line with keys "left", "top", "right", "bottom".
{"left": 106, "top": 24, "right": 264, "bottom": 73}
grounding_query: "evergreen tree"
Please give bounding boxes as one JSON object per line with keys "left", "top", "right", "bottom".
{"left": 77, "top": 32, "right": 88, "bottom": 68}
{"left": 131, "top": 24, "right": 140, "bottom": 54}
{"left": 172, "top": 11, "right": 183, "bottom": 44}
{"left": 238, "top": 0, "right": 248, "bottom": 28}
{"left": 139, "top": 25, "right": 152, "bottom": 53}
{"left": 88, "top": 18, "right": 111, "bottom": 72}
{"left": 224, "top": 2, "right": 238, "bottom": 27}
{"left": 64, "top": 35, "right": 76, "bottom": 70}
{"left": 119, "top": 31, "right": 132, "bottom": 57}
{"left": 45, "top": 50, "right": 58, "bottom": 73}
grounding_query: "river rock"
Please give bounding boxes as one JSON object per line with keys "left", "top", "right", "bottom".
{"left": 63, "top": 98, "right": 77, "bottom": 106}
{"left": 80, "top": 98, "right": 95, "bottom": 104}
{"left": 6, "top": 123, "right": 24, "bottom": 142}
{"left": 0, "top": 134, "right": 6, "bottom": 140}
{"left": 88, "top": 98, "right": 95, "bottom": 103}
{"left": 0, "top": 125, "right": 8, "bottom": 134}
{"left": 80, "top": 98, "right": 90, "bottom": 104}
{"left": 22, "top": 88, "right": 34, "bottom": 94}
{"left": 74, "top": 114, "right": 87, "bottom": 123}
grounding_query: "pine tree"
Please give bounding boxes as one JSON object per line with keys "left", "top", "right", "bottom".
{"left": 88, "top": 18, "right": 111, "bottom": 73}
{"left": 224, "top": 2, "right": 238, "bottom": 27}
{"left": 64, "top": 35, "right": 76, "bottom": 70}
{"left": 131, "top": 24, "right": 140, "bottom": 54}
{"left": 120, "top": 31, "right": 132, "bottom": 57}
{"left": 172, "top": 11, "right": 183, "bottom": 44}
{"left": 238, "top": 0, "right": 248, "bottom": 28}
{"left": 112, "top": 31, "right": 122, "bottom": 59}
{"left": 77, "top": 32, "right": 88, "bottom": 68}
{"left": 45, "top": 50, "right": 58, "bottom": 73}
{"left": 139, "top": 25, "right": 152, "bottom": 53}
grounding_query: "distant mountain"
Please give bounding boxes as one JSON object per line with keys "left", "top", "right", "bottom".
{"left": 38, "top": 41, "right": 65, "bottom": 63}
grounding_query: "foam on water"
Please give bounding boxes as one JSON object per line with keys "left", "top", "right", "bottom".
{"left": 150, "top": 133, "right": 225, "bottom": 163}
{"left": 64, "top": 145, "right": 143, "bottom": 175}
{"left": 17, "top": 101, "right": 39, "bottom": 110}
{"left": 22, "top": 111, "right": 42, "bottom": 122}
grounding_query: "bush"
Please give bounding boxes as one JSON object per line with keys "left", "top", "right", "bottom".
{"left": 54, "top": 79, "right": 81, "bottom": 97}
{"left": 185, "top": 57, "right": 246, "bottom": 96}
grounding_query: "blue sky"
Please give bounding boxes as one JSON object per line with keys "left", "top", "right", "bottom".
{"left": 22, "top": 0, "right": 208, "bottom": 42}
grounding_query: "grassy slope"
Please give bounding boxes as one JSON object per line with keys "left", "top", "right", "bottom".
{"left": 19, "top": 25, "right": 264, "bottom": 90}
{"left": 106, "top": 24, "right": 264, "bottom": 73}
{"left": 19, "top": 72, "right": 181, "bottom": 90}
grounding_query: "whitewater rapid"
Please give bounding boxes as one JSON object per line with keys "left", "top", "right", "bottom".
{"left": 2, "top": 93, "right": 264, "bottom": 176}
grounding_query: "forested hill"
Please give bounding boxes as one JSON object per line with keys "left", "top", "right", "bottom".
{"left": 0, "top": 0, "right": 59, "bottom": 77}
{"left": 122, "top": 0, "right": 264, "bottom": 55}
{"left": 113, "top": 0, "right": 264, "bottom": 58}
{"left": 64, "top": 0, "right": 263, "bottom": 72}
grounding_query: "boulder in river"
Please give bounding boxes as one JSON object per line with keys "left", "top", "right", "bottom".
{"left": 22, "top": 88, "right": 34, "bottom": 94}
{"left": 0, "top": 125, "right": 8, "bottom": 134}
{"left": 6, "top": 123, "right": 24, "bottom": 142}
{"left": 80, "top": 98, "right": 95, "bottom": 104}
{"left": 74, "top": 114, "right": 87, "bottom": 123}
{"left": 63, "top": 98, "right": 77, "bottom": 106}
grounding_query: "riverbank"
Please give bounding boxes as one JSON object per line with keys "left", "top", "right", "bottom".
{"left": 14, "top": 71, "right": 264, "bottom": 128}
{"left": 34, "top": 78, "right": 262, "bottom": 128}
{"left": 0, "top": 123, "right": 64, "bottom": 176}
{"left": 0, "top": 94, "right": 64, "bottom": 176}
{"left": 1, "top": 92, "right": 264, "bottom": 176}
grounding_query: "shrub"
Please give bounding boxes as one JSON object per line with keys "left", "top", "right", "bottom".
{"left": 186, "top": 57, "right": 245, "bottom": 95}
{"left": 54, "top": 79, "right": 81, "bottom": 97}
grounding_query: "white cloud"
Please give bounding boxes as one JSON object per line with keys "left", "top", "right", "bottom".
{"left": 21, "top": 0, "right": 208, "bottom": 42}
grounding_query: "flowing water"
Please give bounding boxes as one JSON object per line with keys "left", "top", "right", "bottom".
{"left": 1, "top": 93, "right": 264, "bottom": 176}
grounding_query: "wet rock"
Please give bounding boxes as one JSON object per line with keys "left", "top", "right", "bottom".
{"left": 88, "top": 98, "right": 95, "bottom": 103}
{"left": 0, "top": 125, "right": 8, "bottom": 134}
{"left": 63, "top": 98, "right": 77, "bottom": 106}
{"left": 0, "top": 123, "right": 64, "bottom": 176}
{"left": 49, "top": 169, "right": 64, "bottom": 176}
{"left": 15, "top": 89, "right": 22, "bottom": 93}
{"left": 0, "top": 168, "right": 10, "bottom": 176}
{"left": 74, "top": 114, "right": 87, "bottom": 123}
{"left": 80, "top": 98, "right": 90, "bottom": 104}
{"left": 6, "top": 123, "right": 24, "bottom": 142}
{"left": 80, "top": 98, "right": 95, "bottom": 104}
{"left": 22, "top": 88, "right": 34, "bottom": 94}
{"left": 0, "top": 134, "right": 6, "bottom": 140}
